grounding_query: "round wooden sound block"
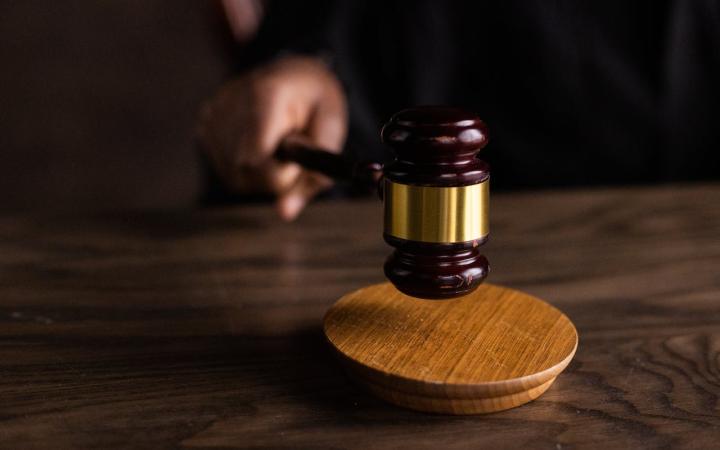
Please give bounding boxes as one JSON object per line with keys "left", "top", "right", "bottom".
{"left": 323, "top": 282, "right": 578, "bottom": 414}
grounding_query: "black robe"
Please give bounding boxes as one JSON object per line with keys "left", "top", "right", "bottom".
{"left": 220, "top": 0, "right": 720, "bottom": 193}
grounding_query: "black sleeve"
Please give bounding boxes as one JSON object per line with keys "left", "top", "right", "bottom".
{"left": 232, "top": 0, "right": 338, "bottom": 71}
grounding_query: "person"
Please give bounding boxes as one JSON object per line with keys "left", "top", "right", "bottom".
{"left": 197, "top": 0, "right": 720, "bottom": 221}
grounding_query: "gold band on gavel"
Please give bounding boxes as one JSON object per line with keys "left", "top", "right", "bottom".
{"left": 383, "top": 179, "right": 489, "bottom": 244}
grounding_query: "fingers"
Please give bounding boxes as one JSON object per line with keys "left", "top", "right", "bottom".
{"left": 306, "top": 75, "right": 347, "bottom": 154}
{"left": 274, "top": 74, "right": 347, "bottom": 221}
{"left": 198, "top": 75, "right": 307, "bottom": 194}
{"left": 220, "top": 159, "right": 302, "bottom": 195}
{"left": 240, "top": 81, "right": 302, "bottom": 167}
{"left": 276, "top": 170, "right": 333, "bottom": 221}
{"left": 195, "top": 55, "right": 348, "bottom": 220}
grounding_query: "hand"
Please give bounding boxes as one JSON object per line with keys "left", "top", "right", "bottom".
{"left": 196, "top": 56, "right": 347, "bottom": 221}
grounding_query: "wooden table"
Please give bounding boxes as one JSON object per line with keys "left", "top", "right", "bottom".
{"left": 2, "top": 184, "right": 719, "bottom": 449}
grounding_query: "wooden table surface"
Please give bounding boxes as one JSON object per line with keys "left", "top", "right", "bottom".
{"left": 1, "top": 184, "right": 719, "bottom": 449}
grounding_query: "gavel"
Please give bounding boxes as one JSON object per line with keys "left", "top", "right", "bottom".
{"left": 276, "top": 106, "right": 490, "bottom": 299}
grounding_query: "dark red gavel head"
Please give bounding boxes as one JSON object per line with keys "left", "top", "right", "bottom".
{"left": 381, "top": 106, "right": 490, "bottom": 299}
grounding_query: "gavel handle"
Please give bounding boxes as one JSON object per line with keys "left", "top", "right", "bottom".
{"left": 275, "top": 133, "right": 383, "bottom": 192}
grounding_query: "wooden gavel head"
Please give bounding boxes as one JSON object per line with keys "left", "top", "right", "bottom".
{"left": 274, "top": 106, "right": 490, "bottom": 299}
{"left": 381, "top": 106, "right": 490, "bottom": 299}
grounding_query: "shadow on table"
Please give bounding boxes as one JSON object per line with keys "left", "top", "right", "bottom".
{"left": 164, "top": 326, "right": 575, "bottom": 446}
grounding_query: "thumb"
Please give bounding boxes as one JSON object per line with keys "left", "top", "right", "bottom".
{"left": 305, "top": 79, "right": 347, "bottom": 154}
{"left": 276, "top": 171, "right": 333, "bottom": 221}
{"left": 275, "top": 83, "right": 347, "bottom": 221}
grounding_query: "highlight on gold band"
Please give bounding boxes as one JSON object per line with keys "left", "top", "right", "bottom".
{"left": 384, "top": 179, "right": 489, "bottom": 243}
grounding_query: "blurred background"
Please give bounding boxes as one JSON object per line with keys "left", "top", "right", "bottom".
{"left": 1, "top": 1, "right": 718, "bottom": 212}
{"left": 0, "top": 1, "right": 230, "bottom": 211}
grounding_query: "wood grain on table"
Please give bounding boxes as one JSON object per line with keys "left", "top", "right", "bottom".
{"left": 1, "top": 184, "right": 719, "bottom": 449}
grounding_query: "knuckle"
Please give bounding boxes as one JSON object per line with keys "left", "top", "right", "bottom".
{"left": 249, "top": 73, "right": 283, "bottom": 99}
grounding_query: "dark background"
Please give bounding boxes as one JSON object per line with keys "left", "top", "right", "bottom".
{"left": 1, "top": 1, "right": 718, "bottom": 212}
{"left": 0, "top": 1, "right": 229, "bottom": 211}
